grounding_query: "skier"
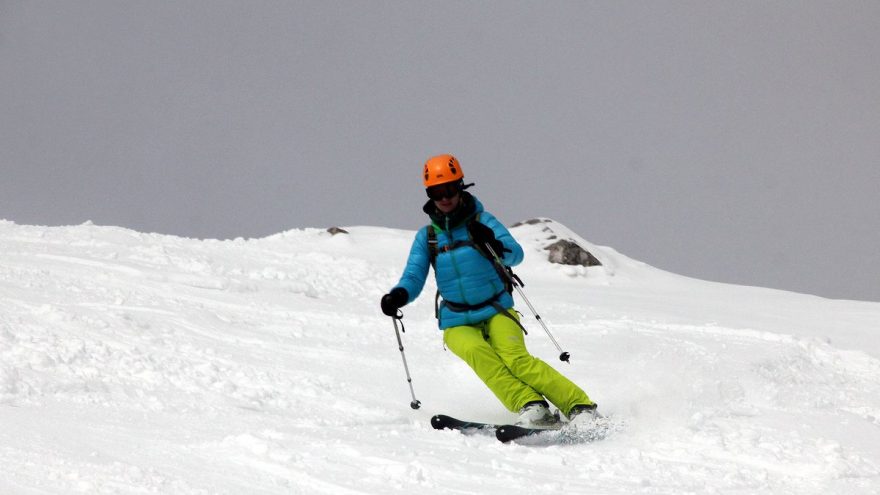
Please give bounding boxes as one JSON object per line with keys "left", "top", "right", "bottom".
{"left": 381, "top": 154, "right": 598, "bottom": 427}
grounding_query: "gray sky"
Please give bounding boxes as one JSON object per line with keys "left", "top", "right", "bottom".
{"left": 2, "top": 1, "right": 879, "bottom": 302}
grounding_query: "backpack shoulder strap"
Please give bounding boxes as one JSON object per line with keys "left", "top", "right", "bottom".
{"left": 425, "top": 224, "right": 441, "bottom": 319}
{"left": 426, "top": 224, "right": 439, "bottom": 269}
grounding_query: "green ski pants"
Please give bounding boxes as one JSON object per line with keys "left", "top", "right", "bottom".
{"left": 443, "top": 309, "right": 594, "bottom": 416}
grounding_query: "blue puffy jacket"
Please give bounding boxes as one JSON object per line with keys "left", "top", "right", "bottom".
{"left": 393, "top": 194, "right": 524, "bottom": 329}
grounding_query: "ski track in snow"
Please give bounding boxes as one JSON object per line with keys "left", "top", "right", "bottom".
{"left": 1, "top": 219, "right": 879, "bottom": 494}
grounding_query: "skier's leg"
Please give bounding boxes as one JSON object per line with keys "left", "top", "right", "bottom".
{"left": 485, "top": 310, "right": 595, "bottom": 416}
{"left": 443, "top": 323, "right": 544, "bottom": 412}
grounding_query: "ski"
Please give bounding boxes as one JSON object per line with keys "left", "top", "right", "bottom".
{"left": 432, "top": 413, "right": 618, "bottom": 444}
{"left": 431, "top": 414, "right": 497, "bottom": 434}
{"left": 495, "top": 423, "right": 562, "bottom": 443}
{"left": 431, "top": 414, "right": 564, "bottom": 442}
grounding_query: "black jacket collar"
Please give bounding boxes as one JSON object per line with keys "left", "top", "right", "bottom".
{"left": 423, "top": 191, "right": 478, "bottom": 231}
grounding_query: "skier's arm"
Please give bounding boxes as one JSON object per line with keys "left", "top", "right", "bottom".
{"left": 479, "top": 212, "right": 524, "bottom": 267}
{"left": 393, "top": 227, "right": 431, "bottom": 303}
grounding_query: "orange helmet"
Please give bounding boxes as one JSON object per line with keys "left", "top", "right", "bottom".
{"left": 423, "top": 154, "right": 464, "bottom": 187}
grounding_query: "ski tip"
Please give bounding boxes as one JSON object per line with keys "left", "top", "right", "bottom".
{"left": 495, "top": 426, "right": 514, "bottom": 443}
{"left": 496, "top": 425, "right": 533, "bottom": 443}
{"left": 431, "top": 414, "right": 460, "bottom": 430}
{"left": 495, "top": 423, "right": 563, "bottom": 443}
{"left": 430, "top": 415, "right": 445, "bottom": 429}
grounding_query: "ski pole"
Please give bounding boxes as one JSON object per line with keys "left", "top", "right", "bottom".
{"left": 483, "top": 243, "right": 571, "bottom": 363}
{"left": 391, "top": 313, "right": 421, "bottom": 409}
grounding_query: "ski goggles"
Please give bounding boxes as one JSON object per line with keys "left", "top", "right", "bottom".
{"left": 426, "top": 181, "right": 462, "bottom": 201}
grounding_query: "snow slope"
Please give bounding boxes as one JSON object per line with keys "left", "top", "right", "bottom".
{"left": 1, "top": 218, "right": 879, "bottom": 494}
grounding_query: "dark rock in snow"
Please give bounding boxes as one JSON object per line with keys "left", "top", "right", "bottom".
{"left": 512, "top": 218, "right": 602, "bottom": 267}
{"left": 545, "top": 239, "right": 602, "bottom": 267}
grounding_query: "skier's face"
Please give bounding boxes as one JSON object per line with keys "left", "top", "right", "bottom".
{"left": 426, "top": 181, "right": 462, "bottom": 214}
{"left": 434, "top": 193, "right": 460, "bottom": 214}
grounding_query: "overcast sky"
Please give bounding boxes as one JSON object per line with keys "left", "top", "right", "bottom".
{"left": 2, "top": 1, "right": 878, "bottom": 302}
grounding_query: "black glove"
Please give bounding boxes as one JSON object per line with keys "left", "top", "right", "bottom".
{"left": 381, "top": 287, "right": 409, "bottom": 317}
{"left": 468, "top": 221, "right": 507, "bottom": 259}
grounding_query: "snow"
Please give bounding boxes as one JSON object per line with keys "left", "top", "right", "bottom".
{"left": 1, "top": 218, "right": 879, "bottom": 494}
